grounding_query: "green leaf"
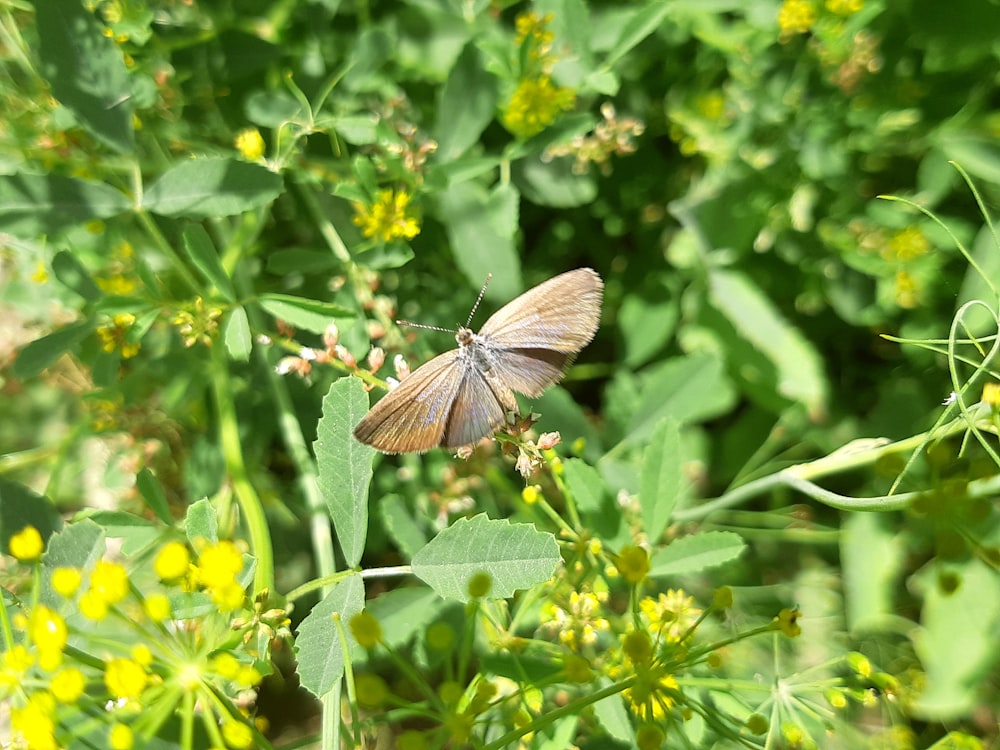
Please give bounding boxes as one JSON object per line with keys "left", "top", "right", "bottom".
{"left": 51, "top": 250, "right": 102, "bottom": 302}
{"left": 708, "top": 269, "right": 828, "bottom": 414}
{"left": 840, "top": 512, "right": 902, "bottom": 633}
{"left": 34, "top": 0, "right": 134, "bottom": 154}
{"left": 512, "top": 154, "right": 597, "bottom": 209}
{"left": 331, "top": 114, "right": 380, "bottom": 145}
{"left": 315, "top": 378, "right": 373, "bottom": 568}
{"left": 364, "top": 587, "right": 442, "bottom": 652}
{"left": 618, "top": 289, "right": 676, "bottom": 367}
{"left": 295, "top": 575, "right": 365, "bottom": 697}
{"left": 258, "top": 293, "right": 353, "bottom": 334}
{"left": 648, "top": 531, "right": 746, "bottom": 577}
{"left": 439, "top": 181, "right": 522, "bottom": 302}
{"left": 182, "top": 225, "right": 235, "bottom": 300}
{"left": 0, "top": 479, "right": 62, "bottom": 557}
{"left": 623, "top": 353, "right": 736, "bottom": 446}
{"left": 136, "top": 469, "right": 173, "bottom": 524}
{"left": 377, "top": 494, "right": 428, "bottom": 559}
{"left": 40, "top": 519, "right": 105, "bottom": 605}
{"left": 185, "top": 499, "right": 218, "bottom": 545}
{"left": 592, "top": 685, "right": 632, "bottom": 743}
{"left": 0, "top": 173, "right": 131, "bottom": 236}
{"left": 265, "top": 249, "right": 338, "bottom": 275}
{"left": 142, "top": 158, "right": 284, "bottom": 218}
{"left": 604, "top": 1, "right": 672, "bottom": 69}
{"left": 640, "top": 418, "right": 685, "bottom": 542}
{"left": 562, "top": 458, "right": 606, "bottom": 514}
{"left": 224, "top": 306, "right": 252, "bottom": 362}
{"left": 411, "top": 514, "right": 560, "bottom": 602}
{"left": 72, "top": 510, "right": 160, "bottom": 556}
{"left": 435, "top": 43, "right": 499, "bottom": 161}
{"left": 910, "top": 559, "right": 1000, "bottom": 720}
{"left": 245, "top": 89, "right": 304, "bottom": 128}
{"left": 12, "top": 321, "right": 92, "bottom": 380}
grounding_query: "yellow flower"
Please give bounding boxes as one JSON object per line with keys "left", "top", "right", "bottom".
{"left": 210, "top": 580, "right": 247, "bottom": 612}
{"left": 777, "top": 0, "right": 816, "bottom": 36}
{"left": 211, "top": 652, "right": 241, "bottom": 679}
{"left": 105, "top": 657, "right": 148, "bottom": 699}
{"left": 776, "top": 607, "right": 802, "bottom": 637}
{"left": 172, "top": 297, "right": 223, "bottom": 348}
{"left": 144, "top": 592, "right": 172, "bottom": 622}
{"left": 29, "top": 605, "right": 67, "bottom": 670}
{"left": 80, "top": 589, "right": 110, "bottom": 620}
{"left": 826, "top": 0, "right": 863, "bottom": 14}
{"left": 501, "top": 76, "right": 575, "bottom": 139}
{"left": 96, "top": 273, "right": 138, "bottom": 296}
{"left": 235, "top": 127, "right": 266, "bottom": 160}
{"left": 155, "top": 541, "right": 191, "bottom": 581}
{"left": 885, "top": 226, "right": 929, "bottom": 261}
{"left": 197, "top": 541, "right": 244, "bottom": 589}
{"left": 9, "top": 525, "right": 44, "bottom": 561}
{"left": 52, "top": 566, "right": 83, "bottom": 597}
{"left": 90, "top": 560, "right": 130, "bottom": 605}
{"left": 352, "top": 189, "right": 421, "bottom": 242}
{"left": 51, "top": 667, "right": 87, "bottom": 702}
{"left": 235, "top": 664, "right": 262, "bottom": 688}
{"left": 11, "top": 692, "right": 57, "bottom": 750}
{"left": 131, "top": 644, "right": 153, "bottom": 667}
{"left": 32, "top": 260, "right": 49, "bottom": 283}
{"left": 639, "top": 589, "right": 703, "bottom": 643}
{"left": 893, "top": 269, "right": 920, "bottom": 309}
{"left": 521, "top": 485, "right": 541, "bottom": 504}
{"left": 221, "top": 719, "right": 254, "bottom": 749}
{"left": 616, "top": 545, "right": 650, "bottom": 585}
{"left": 109, "top": 722, "right": 134, "bottom": 750}
{"left": 1, "top": 645, "right": 35, "bottom": 689}
{"left": 95, "top": 313, "right": 141, "bottom": 358}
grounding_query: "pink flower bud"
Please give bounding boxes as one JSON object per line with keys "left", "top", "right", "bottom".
{"left": 335, "top": 345, "right": 356, "bottom": 369}
{"left": 367, "top": 347, "right": 385, "bottom": 372}
{"left": 537, "top": 432, "right": 562, "bottom": 450}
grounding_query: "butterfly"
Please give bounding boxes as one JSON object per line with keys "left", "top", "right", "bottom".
{"left": 353, "top": 268, "right": 604, "bottom": 453}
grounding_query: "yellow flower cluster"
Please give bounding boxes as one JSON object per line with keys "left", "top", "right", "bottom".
{"left": 352, "top": 189, "right": 421, "bottom": 242}
{"left": 639, "top": 589, "right": 703, "bottom": 643}
{"left": 234, "top": 127, "right": 266, "bottom": 161}
{"left": 501, "top": 12, "right": 576, "bottom": 139}
{"left": 3, "top": 530, "right": 271, "bottom": 749}
{"left": 541, "top": 590, "right": 611, "bottom": 650}
{"left": 172, "top": 296, "right": 223, "bottom": 348}
{"left": 96, "top": 313, "right": 141, "bottom": 359}
{"left": 777, "top": 0, "right": 818, "bottom": 36}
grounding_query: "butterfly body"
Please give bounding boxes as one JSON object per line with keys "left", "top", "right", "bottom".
{"left": 354, "top": 268, "right": 603, "bottom": 453}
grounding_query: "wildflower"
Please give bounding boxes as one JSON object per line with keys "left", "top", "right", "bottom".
{"left": 144, "top": 592, "right": 172, "bottom": 622}
{"left": 501, "top": 76, "right": 575, "bottom": 139}
{"left": 9, "top": 525, "right": 44, "bottom": 561}
{"left": 80, "top": 589, "right": 111, "bottom": 620}
{"left": 197, "top": 541, "right": 244, "bottom": 590}
{"left": 1, "top": 645, "right": 35, "bottom": 689}
{"left": 29, "top": 605, "right": 68, "bottom": 670}
{"left": 544, "top": 103, "right": 645, "bottom": 174}
{"left": 90, "top": 560, "right": 130, "bottom": 605}
{"left": 235, "top": 127, "right": 266, "bottom": 161}
{"left": 173, "top": 297, "right": 223, "bottom": 347}
{"left": 776, "top": 607, "right": 802, "bottom": 637}
{"left": 105, "top": 657, "right": 148, "bottom": 700}
{"left": 884, "top": 226, "right": 929, "bottom": 261}
{"left": 96, "top": 313, "right": 141, "bottom": 358}
{"left": 32, "top": 260, "right": 49, "bottom": 283}
{"left": 515, "top": 11, "right": 555, "bottom": 55}
{"left": 619, "top": 631, "right": 680, "bottom": 721}
{"left": 521, "top": 485, "right": 541, "bottom": 504}
{"left": 562, "top": 653, "right": 594, "bottom": 683}
{"left": 52, "top": 566, "right": 83, "bottom": 597}
{"left": 639, "top": 589, "right": 702, "bottom": 643}
{"left": 616, "top": 545, "right": 650, "bottom": 585}
{"left": 353, "top": 189, "right": 421, "bottom": 242}
{"left": 212, "top": 652, "right": 241, "bottom": 680}
{"left": 51, "top": 667, "right": 87, "bottom": 702}
{"left": 155, "top": 541, "right": 191, "bottom": 581}
{"left": 543, "top": 590, "right": 610, "bottom": 649}
{"left": 221, "top": 719, "right": 254, "bottom": 749}
{"left": 11, "top": 692, "right": 57, "bottom": 750}
{"left": 109, "top": 722, "right": 134, "bottom": 750}
{"left": 236, "top": 664, "right": 262, "bottom": 688}
{"left": 826, "top": 0, "right": 863, "bottom": 14}
{"left": 893, "top": 269, "right": 920, "bottom": 309}
{"left": 349, "top": 610, "right": 383, "bottom": 649}
{"left": 777, "top": 0, "right": 816, "bottom": 37}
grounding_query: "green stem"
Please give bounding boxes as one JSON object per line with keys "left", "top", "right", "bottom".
{"left": 210, "top": 346, "right": 274, "bottom": 594}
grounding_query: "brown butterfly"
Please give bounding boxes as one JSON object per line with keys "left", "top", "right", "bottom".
{"left": 354, "top": 268, "right": 604, "bottom": 453}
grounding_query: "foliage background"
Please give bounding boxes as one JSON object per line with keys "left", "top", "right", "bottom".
{"left": 2, "top": 0, "right": 1000, "bottom": 747}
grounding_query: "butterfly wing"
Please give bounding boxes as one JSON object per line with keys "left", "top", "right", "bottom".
{"left": 441, "top": 360, "right": 517, "bottom": 448}
{"left": 478, "top": 268, "right": 603, "bottom": 352}
{"left": 353, "top": 350, "right": 465, "bottom": 454}
{"left": 478, "top": 268, "right": 603, "bottom": 397}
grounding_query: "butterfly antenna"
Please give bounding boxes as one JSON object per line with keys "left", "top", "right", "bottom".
{"left": 396, "top": 320, "right": 455, "bottom": 334}
{"left": 465, "top": 273, "right": 493, "bottom": 327}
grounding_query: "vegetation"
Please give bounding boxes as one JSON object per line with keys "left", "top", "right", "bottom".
{"left": 2, "top": 0, "right": 999, "bottom": 748}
